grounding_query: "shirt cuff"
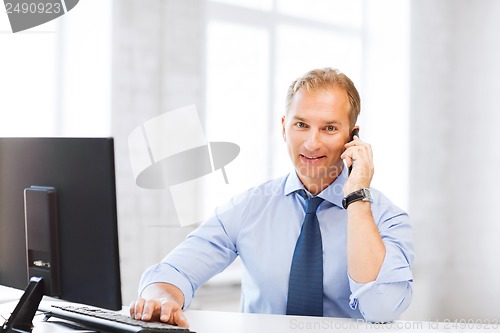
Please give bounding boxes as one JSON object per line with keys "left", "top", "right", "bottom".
{"left": 347, "top": 249, "right": 413, "bottom": 312}
{"left": 138, "top": 262, "right": 195, "bottom": 309}
{"left": 348, "top": 275, "right": 376, "bottom": 310}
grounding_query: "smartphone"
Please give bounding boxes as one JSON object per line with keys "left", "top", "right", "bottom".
{"left": 348, "top": 128, "right": 359, "bottom": 175}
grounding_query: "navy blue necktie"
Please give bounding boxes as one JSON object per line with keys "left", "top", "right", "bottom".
{"left": 286, "top": 195, "right": 325, "bottom": 316}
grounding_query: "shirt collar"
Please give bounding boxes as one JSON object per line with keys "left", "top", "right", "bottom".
{"left": 284, "top": 167, "right": 347, "bottom": 208}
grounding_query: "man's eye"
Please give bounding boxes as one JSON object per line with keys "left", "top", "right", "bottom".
{"left": 296, "top": 122, "right": 306, "bottom": 128}
{"left": 326, "top": 125, "right": 336, "bottom": 132}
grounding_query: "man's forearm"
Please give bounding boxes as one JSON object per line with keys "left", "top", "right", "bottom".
{"left": 346, "top": 201, "right": 386, "bottom": 283}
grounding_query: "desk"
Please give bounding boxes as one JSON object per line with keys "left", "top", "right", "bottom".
{"left": 184, "top": 310, "right": 500, "bottom": 333}
{"left": 0, "top": 285, "right": 23, "bottom": 304}
{"left": 186, "top": 310, "right": 361, "bottom": 333}
{"left": 2, "top": 286, "right": 498, "bottom": 333}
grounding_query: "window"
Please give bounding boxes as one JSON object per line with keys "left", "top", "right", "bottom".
{"left": 204, "top": 0, "right": 366, "bottom": 209}
{"left": 0, "top": 0, "right": 112, "bottom": 137}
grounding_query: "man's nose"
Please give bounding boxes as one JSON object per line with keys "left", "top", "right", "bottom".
{"left": 304, "top": 130, "right": 321, "bottom": 151}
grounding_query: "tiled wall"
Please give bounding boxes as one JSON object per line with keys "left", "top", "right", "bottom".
{"left": 111, "top": 0, "right": 214, "bottom": 305}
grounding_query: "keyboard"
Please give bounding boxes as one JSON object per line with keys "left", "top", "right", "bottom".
{"left": 39, "top": 304, "right": 195, "bottom": 333}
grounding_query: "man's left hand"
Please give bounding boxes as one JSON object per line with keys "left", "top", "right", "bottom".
{"left": 341, "top": 136, "right": 374, "bottom": 195}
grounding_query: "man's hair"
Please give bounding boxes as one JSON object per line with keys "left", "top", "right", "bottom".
{"left": 285, "top": 68, "right": 361, "bottom": 127}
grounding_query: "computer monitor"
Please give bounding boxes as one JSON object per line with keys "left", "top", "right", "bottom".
{"left": 0, "top": 137, "right": 122, "bottom": 331}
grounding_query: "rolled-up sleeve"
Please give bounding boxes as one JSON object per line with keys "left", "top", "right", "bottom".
{"left": 348, "top": 201, "right": 415, "bottom": 323}
{"left": 138, "top": 202, "right": 240, "bottom": 309}
{"left": 139, "top": 261, "right": 198, "bottom": 308}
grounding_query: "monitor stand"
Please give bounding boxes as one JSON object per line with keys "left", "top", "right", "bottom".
{"left": 1, "top": 277, "right": 45, "bottom": 333}
{"left": 1, "top": 187, "right": 60, "bottom": 333}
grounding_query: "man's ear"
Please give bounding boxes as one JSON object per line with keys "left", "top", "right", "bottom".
{"left": 281, "top": 116, "right": 286, "bottom": 141}
{"left": 351, "top": 125, "right": 360, "bottom": 139}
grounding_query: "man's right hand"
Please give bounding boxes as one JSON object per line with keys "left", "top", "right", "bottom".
{"left": 129, "top": 283, "right": 189, "bottom": 328}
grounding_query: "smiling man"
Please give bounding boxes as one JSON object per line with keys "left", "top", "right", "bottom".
{"left": 283, "top": 81, "right": 354, "bottom": 195}
{"left": 130, "top": 68, "right": 414, "bottom": 327}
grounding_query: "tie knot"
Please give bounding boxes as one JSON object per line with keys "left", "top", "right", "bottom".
{"left": 306, "top": 196, "right": 324, "bottom": 214}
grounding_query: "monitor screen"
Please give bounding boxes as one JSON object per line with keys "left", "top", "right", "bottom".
{"left": 0, "top": 137, "right": 122, "bottom": 310}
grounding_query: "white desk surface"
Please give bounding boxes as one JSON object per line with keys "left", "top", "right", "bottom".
{"left": 2, "top": 286, "right": 498, "bottom": 333}
{"left": 184, "top": 310, "right": 500, "bottom": 333}
{"left": 0, "top": 285, "right": 23, "bottom": 304}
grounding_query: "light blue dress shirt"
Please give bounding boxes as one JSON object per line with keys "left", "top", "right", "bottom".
{"left": 139, "top": 167, "right": 414, "bottom": 322}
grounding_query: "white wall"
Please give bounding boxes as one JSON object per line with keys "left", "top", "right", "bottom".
{"left": 408, "top": 0, "right": 500, "bottom": 321}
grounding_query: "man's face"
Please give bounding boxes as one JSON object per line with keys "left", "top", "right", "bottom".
{"left": 282, "top": 87, "right": 352, "bottom": 192}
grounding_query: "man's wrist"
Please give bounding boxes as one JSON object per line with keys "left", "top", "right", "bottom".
{"left": 343, "top": 182, "right": 370, "bottom": 196}
{"left": 342, "top": 188, "right": 373, "bottom": 209}
{"left": 141, "top": 282, "right": 185, "bottom": 308}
